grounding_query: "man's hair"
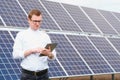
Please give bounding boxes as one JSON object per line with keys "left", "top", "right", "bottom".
{"left": 28, "top": 9, "right": 42, "bottom": 20}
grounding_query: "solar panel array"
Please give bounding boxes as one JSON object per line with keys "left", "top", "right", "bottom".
{"left": 82, "top": 7, "right": 118, "bottom": 35}
{"left": 1, "top": 0, "right": 120, "bottom": 80}
{"left": 0, "top": 0, "right": 29, "bottom": 27}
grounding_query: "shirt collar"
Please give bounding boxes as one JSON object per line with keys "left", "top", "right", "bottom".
{"left": 28, "top": 27, "right": 39, "bottom": 33}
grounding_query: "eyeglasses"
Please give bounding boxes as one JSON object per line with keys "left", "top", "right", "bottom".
{"left": 31, "top": 20, "right": 42, "bottom": 23}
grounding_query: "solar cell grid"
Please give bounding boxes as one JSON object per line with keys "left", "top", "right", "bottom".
{"left": 62, "top": 4, "right": 100, "bottom": 33}
{"left": 99, "top": 10, "right": 120, "bottom": 34}
{"left": 0, "top": 19, "right": 4, "bottom": 26}
{"left": 41, "top": 0, "right": 82, "bottom": 32}
{"left": 89, "top": 37, "right": 120, "bottom": 72}
{"left": 18, "top": 0, "right": 60, "bottom": 30}
{"left": 48, "top": 59, "right": 66, "bottom": 77}
{"left": 67, "top": 35, "right": 113, "bottom": 74}
{"left": 0, "top": 30, "right": 21, "bottom": 80}
{"left": 10, "top": 31, "right": 18, "bottom": 38}
{"left": 82, "top": 7, "right": 117, "bottom": 35}
{"left": 113, "top": 12, "right": 120, "bottom": 20}
{"left": 49, "top": 34, "right": 92, "bottom": 75}
{"left": 108, "top": 38, "right": 120, "bottom": 54}
{"left": 0, "top": 0, "right": 28, "bottom": 27}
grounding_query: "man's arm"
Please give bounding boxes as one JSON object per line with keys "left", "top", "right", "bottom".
{"left": 24, "top": 48, "right": 45, "bottom": 57}
{"left": 41, "top": 48, "right": 56, "bottom": 60}
{"left": 13, "top": 32, "right": 25, "bottom": 59}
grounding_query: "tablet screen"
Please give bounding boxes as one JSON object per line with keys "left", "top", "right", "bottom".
{"left": 45, "top": 43, "right": 57, "bottom": 51}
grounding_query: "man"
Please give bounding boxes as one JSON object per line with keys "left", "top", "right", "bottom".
{"left": 12, "top": 9, "right": 56, "bottom": 80}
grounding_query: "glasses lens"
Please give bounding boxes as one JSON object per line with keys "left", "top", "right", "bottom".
{"left": 31, "top": 20, "right": 42, "bottom": 23}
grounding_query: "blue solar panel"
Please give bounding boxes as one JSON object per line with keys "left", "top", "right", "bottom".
{"left": 0, "top": 19, "right": 4, "bottom": 26}
{"left": 99, "top": 10, "right": 120, "bottom": 34}
{"left": 108, "top": 38, "right": 120, "bottom": 54}
{"left": 48, "top": 59, "right": 66, "bottom": 77}
{"left": 49, "top": 34, "right": 92, "bottom": 75}
{"left": 41, "top": 0, "right": 82, "bottom": 32}
{"left": 0, "top": 0, "right": 28, "bottom": 27}
{"left": 82, "top": 7, "right": 117, "bottom": 35}
{"left": 18, "top": 0, "right": 60, "bottom": 30}
{"left": 0, "top": 30, "right": 21, "bottom": 80}
{"left": 62, "top": 4, "right": 100, "bottom": 33}
{"left": 67, "top": 35, "right": 113, "bottom": 74}
{"left": 10, "top": 31, "right": 18, "bottom": 39}
{"left": 89, "top": 37, "right": 120, "bottom": 72}
{"left": 1, "top": 0, "right": 120, "bottom": 79}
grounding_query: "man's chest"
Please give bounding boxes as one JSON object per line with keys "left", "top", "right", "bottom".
{"left": 22, "top": 33, "right": 49, "bottom": 48}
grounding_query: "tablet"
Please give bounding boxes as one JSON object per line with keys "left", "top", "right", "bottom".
{"left": 45, "top": 43, "right": 57, "bottom": 51}
{"left": 40, "top": 43, "right": 57, "bottom": 56}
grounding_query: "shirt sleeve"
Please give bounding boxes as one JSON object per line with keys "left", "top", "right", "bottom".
{"left": 12, "top": 32, "right": 25, "bottom": 59}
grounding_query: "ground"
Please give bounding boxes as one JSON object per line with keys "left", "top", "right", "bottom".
{"left": 50, "top": 73, "right": 120, "bottom": 80}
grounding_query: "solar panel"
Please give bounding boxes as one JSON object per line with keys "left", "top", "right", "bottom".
{"left": 67, "top": 35, "right": 113, "bottom": 74}
{"left": 41, "top": 0, "right": 82, "bottom": 32}
{"left": 108, "top": 38, "right": 120, "bottom": 54}
{"left": 113, "top": 12, "right": 120, "bottom": 21}
{"left": 10, "top": 31, "right": 18, "bottom": 39}
{"left": 0, "top": 30, "right": 21, "bottom": 80}
{"left": 89, "top": 37, "right": 120, "bottom": 72}
{"left": 0, "top": 0, "right": 28, "bottom": 27}
{"left": 48, "top": 59, "right": 66, "bottom": 77}
{"left": 0, "top": 19, "right": 4, "bottom": 26}
{"left": 82, "top": 7, "right": 117, "bottom": 35}
{"left": 1, "top": 0, "right": 120, "bottom": 79}
{"left": 18, "top": 0, "right": 60, "bottom": 30}
{"left": 62, "top": 4, "right": 100, "bottom": 33}
{"left": 49, "top": 34, "right": 92, "bottom": 75}
{"left": 99, "top": 10, "right": 120, "bottom": 34}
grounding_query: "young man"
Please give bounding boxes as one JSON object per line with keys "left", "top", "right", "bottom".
{"left": 13, "top": 9, "right": 56, "bottom": 80}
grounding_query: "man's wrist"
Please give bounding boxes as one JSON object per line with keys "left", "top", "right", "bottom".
{"left": 48, "top": 53, "right": 53, "bottom": 59}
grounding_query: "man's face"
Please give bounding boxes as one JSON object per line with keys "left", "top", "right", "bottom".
{"left": 28, "top": 15, "right": 42, "bottom": 30}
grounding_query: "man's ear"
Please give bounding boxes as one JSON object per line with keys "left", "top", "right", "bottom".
{"left": 28, "top": 18, "right": 30, "bottom": 21}
{"left": 28, "top": 18, "right": 31, "bottom": 23}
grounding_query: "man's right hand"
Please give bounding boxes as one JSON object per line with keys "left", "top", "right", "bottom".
{"left": 24, "top": 48, "right": 45, "bottom": 57}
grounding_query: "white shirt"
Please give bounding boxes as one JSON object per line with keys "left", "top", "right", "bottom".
{"left": 13, "top": 28, "right": 56, "bottom": 71}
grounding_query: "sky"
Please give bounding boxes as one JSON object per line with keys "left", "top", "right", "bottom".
{"left": 47, "top": 0, "right": 120, "bottom": 13}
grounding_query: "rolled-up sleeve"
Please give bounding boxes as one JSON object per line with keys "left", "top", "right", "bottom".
{"left": 12, "top": 32, "right": 25, "bottom": 59}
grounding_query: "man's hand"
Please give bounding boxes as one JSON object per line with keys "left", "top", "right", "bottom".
{"left": 24, "top": 46, "right": 54, "bottom": 59}
{"left": 40, "top": 46, "right": 54, "bottom": 59}
{"left": 24, "top": 47, "right": 44, "bottom": 57}
{"left": 41, "top": 46, "right": 51, "bottom": 56}
{"left": 31, "top": 47, "right": 45, "bottom": 53}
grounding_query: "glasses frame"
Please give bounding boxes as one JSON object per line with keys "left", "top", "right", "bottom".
{"left": 31, "top": 19, "right": 42, "bottom": 23}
